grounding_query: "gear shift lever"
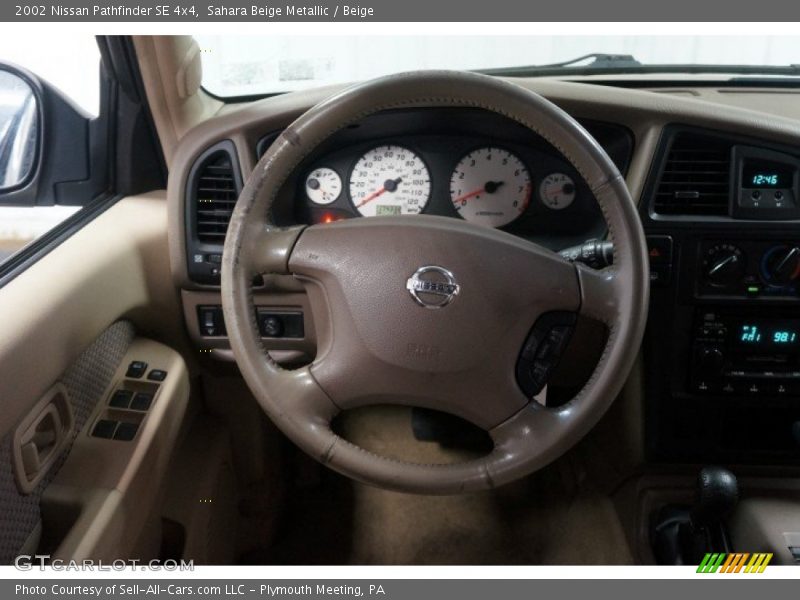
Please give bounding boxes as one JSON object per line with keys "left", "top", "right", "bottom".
{"left": 691, "top": 466, "right": 739, "bottom": 529}
{"left": 652, "top": 466, "right": 739, "bottom": 565}
{"left": 681, "top": 466, "right": 739, "bottom": 560}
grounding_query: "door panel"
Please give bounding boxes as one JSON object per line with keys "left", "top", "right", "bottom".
{"left": 0, "top": 192, "right": 184, "bottom": 440}
{"left": 0, "top": 192, "right": 192, "bottom": 562}
{"left": 0, "top": 321, "right": 135, "bottom": 562}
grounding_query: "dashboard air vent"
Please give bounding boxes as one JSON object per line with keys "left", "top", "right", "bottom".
{"left": 654, "top": 133, "right": 732, "bottom": 216}
{"left": 194, "top": 151, "right": 239, "bottom": 243}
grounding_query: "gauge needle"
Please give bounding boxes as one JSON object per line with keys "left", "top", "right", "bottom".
{"left": 708, "top": 254, "right": 737, "bottom": 276}
{"left": 356, "top": 177, "right": 402, "bottom": 208}
{"left": 452, "top": 181, "right": 504, "bottom": 204}
{"left": 775, "top": 247, "right": 800, "bottom": 276}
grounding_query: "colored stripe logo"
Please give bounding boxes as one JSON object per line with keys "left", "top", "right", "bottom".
{"left": 697, "top": 552, "right": 773, "bottom": 573}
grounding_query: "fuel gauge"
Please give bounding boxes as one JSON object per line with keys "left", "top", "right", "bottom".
{"left": 539, "top": 172, "right": 576, "bottom": 210}
{"left": 305, "top": 167, "right": 342, "bottom": 205}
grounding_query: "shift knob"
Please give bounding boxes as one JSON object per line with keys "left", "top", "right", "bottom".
{"left": 690, "top": 466, "right": 739, "bottom": 528}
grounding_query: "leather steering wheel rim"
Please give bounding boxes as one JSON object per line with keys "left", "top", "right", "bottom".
{"left": 221, "top": 70, "right": 649, "bottom": 494}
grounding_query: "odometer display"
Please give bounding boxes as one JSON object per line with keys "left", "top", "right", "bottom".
{"left": 349, "top": 145, "right": 431, "bottom": 217}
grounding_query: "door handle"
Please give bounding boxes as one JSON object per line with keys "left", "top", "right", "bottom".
{"left": 13, "top": 384, "right": 74, "bottom": 493}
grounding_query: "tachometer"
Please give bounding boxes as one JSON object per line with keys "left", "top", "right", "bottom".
{"left": 305, "top": 167, "right": 342, "bottom": 205}
{"left": 449, "top": 147, "right": 531, "bottom": 228}
{"left": 349, "top": 145, "right": 431, "bottom": 217}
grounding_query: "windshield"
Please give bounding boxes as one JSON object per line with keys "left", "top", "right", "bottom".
{"left": 197, "top": 35, "right": 800, "bottom": 97}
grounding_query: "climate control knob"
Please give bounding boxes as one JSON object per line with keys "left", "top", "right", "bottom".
{"left": 761, "top": 245, "right": 800, "bottom": 287}
{"left": 702, "top": 244, "right": 745, "bottom": 288}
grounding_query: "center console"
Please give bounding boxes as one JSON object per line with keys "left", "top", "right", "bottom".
{"left": 642, "top": 126, "right": 800, "bottom": 464}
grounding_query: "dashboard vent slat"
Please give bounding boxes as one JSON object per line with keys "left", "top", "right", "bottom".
{"left": 193, "top": 151, "right": 240, "bottom": 243}
{"left": 653, "top": 133, "right": 732, "bottom": 216}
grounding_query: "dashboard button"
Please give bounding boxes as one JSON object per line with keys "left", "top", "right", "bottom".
{"left": 746, "top": 381, "right": 762, "bottom": 395}
{"left": 650, "top": 265, "right": 671, "bottom": 286}
{"left": 198, "top": 306, "right": 226, "bottom": 337}
{"left": 646, "top": 235, "right": 673, "bottom": 265}
{"left": 694, "top": 379, "right": 717, "bottom": 393}
{"left": 261, "top": 315, "right": 283, "bottom": 337}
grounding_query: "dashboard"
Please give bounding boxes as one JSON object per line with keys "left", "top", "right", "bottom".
{"left": 168, "top": 76, "right": 800, "bottom": 469}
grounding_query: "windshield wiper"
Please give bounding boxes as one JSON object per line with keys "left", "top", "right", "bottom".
{"left": 532, "top": 53, "right": 642, "bottom": 69}
{"left": 478, "top": 54, "right": 800, "bottom": 78}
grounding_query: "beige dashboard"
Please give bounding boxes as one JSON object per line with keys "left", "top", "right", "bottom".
{"left": 161, "top": 73, "right": 800, "bottom": 359}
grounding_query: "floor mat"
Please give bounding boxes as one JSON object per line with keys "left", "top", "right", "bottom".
{"left": 243, "top": 407, "right": 634, "bottom": 565}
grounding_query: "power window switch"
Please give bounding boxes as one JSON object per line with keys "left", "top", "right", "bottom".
{"left": 92, "top": 420, "right": 118, "bottom": 439}
{"left": 130, "top": 392, "right": 153, "bottom": 412}
{"left": 126, "top": 361, "right": 148, "bottom": 378}
{"left": 113, "top": 422, "right": 139, "bottom": 441}
{"left": 109, "top": 389, "right": 133, "bottom": 408}
{"left": 147, "top": 369, "right": 167, "bottom": 382}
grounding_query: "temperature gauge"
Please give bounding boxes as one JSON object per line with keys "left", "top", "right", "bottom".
{"left": 305, "top": 167, "right": 342, "bottom": 205}
{"left": 539, "top": 173, "right": 576, "bottom": 210}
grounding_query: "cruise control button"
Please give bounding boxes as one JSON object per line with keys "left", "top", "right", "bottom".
{"left": 535, "top": 325, "right": 572, "bottom": 362}
{"left": 520, "top": 329, "right": 547, "bottom": 362}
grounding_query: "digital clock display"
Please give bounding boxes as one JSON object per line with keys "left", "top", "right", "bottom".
{"left": 751, "top": 174, "right": 779, "bottom": 186}
{"left": 742, "top": 162, "right": 794, "bottom": 189}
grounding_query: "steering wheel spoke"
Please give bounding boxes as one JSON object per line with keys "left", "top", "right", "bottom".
{"left": 577, "top": 264, "right": 622, "bottom": 325}
{"left": 246, "top": 224, "right": 306, "bottom": 275}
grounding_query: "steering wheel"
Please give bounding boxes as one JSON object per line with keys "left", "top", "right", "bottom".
{"left": 221, "top": 71, "right": 649, "bottom": 494}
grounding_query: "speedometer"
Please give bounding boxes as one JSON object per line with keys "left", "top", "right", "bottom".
{"left": 449, "top": 147, "right": 531, "bottom": 228}
{"left": 349, "top": 145, "right": 431, "bottom": 217}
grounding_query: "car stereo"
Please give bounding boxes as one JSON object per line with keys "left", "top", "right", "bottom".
{"left": 692, "top": 310, "right": 800, "bottom": 396}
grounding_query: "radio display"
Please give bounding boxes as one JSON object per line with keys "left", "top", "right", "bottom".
{"left": 738, "top": 322, "right": 799, "bottom": 346}
{"left": 741, "top": 161, "right": 795, "bottom": 189}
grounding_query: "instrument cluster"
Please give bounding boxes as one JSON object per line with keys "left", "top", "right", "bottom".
{"left": 301, "top": 142, "right": 578, "bottom": 229}
{"left": 276, "top": 109, "right": 633, "bottom": 247}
